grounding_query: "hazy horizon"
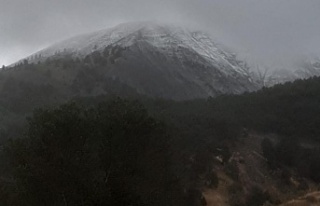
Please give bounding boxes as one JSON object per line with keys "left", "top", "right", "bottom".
{"left": 1, "top": 0, "right": 320, "bottom": 69}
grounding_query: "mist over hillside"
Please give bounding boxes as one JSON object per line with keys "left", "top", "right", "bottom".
{"left": 2, "top": 0, "right": 320, "bottom": 71}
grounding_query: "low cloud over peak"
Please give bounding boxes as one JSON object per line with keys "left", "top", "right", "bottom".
{"left": 1, "top": 0, "right": 320, "bottom": 69}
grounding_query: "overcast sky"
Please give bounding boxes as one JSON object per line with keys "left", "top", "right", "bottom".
{"left": 1, "top": 0, "right": 320, "bottom": 68}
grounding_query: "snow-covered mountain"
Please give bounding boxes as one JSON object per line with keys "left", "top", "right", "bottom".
{"left": 264, "top": 58, "right": 320, "bottom": 86}
{"left": 296, "top": 58, "right": 320, "bottom": 78}
{"left": 20, "top": 22, "right": 258, "bottom": 99}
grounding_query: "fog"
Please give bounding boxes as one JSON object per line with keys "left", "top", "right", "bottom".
{"left": 1, "top": 0, "right": 320, "bottom": 68}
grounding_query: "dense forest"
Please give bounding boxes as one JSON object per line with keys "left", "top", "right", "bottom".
{"left": 0, "top": 57, "right": 320, "bottom": 205}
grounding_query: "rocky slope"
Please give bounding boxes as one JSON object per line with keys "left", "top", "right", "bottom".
{"left": 202, "top": 133, "right": 320, "bottom": 206}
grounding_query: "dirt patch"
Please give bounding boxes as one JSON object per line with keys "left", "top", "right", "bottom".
{"left": 203, "top": 189, "right": 229, "bottom": 206}
{"left": 281, "top": 192, "right": 320, "bottom": 206}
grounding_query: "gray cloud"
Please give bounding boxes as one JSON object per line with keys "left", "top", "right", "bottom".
{"left": 1, "top": 0, "right": 320, "bottom": 68}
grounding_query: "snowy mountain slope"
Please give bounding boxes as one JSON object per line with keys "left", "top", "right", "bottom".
{"left": 27, "top": 22, "right": 247, "bottom": 74}
{"left": 265, "top": 58, "right": 320, "bottom": 86}
{"left": 18, "top": 22, "right": 258, "bottom": 99}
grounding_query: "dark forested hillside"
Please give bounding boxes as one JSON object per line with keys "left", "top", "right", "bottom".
{"left": 0, "top": 57, "right": 141, "bottom": 142}
{"left": 210, "top": 76, "right": 320, "bottom": 141}
{"left": 1, "top": 59, "right": 320, "bottom": 205}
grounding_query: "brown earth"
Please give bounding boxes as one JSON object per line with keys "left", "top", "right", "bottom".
{"left": 202, "top": 133, "right": 320, "bottom": 206}
{"left": 280, "top": 192, "right": 320, "bottom": 206}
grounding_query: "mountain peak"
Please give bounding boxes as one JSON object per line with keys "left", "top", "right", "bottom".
{"left": 16, "top": 22, "right": 257, "bottom": 99}
{"left": 24, "top": 22, "right": 205, "bottom": 61}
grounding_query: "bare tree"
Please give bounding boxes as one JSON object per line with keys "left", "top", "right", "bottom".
{"left": 256, "top": 65, "right": 270, "bottom": 87}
